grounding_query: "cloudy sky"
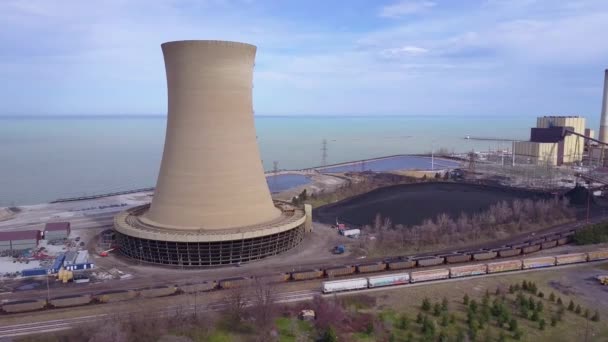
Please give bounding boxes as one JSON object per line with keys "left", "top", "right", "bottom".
{"left": 1, "top": 0, "right": 607, "bottom": 117}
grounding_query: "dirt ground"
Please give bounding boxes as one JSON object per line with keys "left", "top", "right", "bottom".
{"left": 315, "top": 182, "right": 551, "bottom": 227}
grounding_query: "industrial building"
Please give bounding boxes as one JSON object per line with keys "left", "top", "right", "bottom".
{"left": 114, "top": 40, "right": 311, "bottom": 266}
{"left": 44, "top": 222, "right": 70, "bottom": 241}
{"left": 513, "top": 116, "right": 589, "bottom": 166}
{"left": 0, "top": 230, "right": 41, "bottom": 254}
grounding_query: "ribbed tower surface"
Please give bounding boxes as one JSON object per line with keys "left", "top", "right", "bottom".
{"left": 113, "top": 40, "right": 308, "bottom": 266}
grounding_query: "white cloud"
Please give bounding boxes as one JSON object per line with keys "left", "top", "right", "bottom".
{"left": 381, "top": 45, "right": 429, "bottom": 58}
{"left": 379, "top": 1, "right": 436, "bottom": 18}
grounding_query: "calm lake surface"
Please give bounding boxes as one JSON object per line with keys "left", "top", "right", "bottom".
{"left": 0, "top": 115, "right": 537, "bottom": 205}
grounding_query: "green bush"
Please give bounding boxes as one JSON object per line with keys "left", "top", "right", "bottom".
{"left": 575, "top": 305, "right": 582, "bottom": 314}
{"left": 573, "top": 222, "right": 608, "bottom": 245}
{"left": 592, "top": 311, "right": 600, "bottom": 322}
{"left": 422, "top": 298, "right": 432, "bottom": 311}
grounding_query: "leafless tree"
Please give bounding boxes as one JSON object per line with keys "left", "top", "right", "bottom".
{"left": 223, "top": 286, "right": 249, "bottom": 326}
{"left": 250, "top": 278, "right": 278, "bottom": 340}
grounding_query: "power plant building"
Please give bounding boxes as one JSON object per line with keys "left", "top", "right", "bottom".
{"left": 114, "top": 40, "right": 310, "bottom": 266}
{"left": 513, "top": 116, "right": 587, "bottom": 166}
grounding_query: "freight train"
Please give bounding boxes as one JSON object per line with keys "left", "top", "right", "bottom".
{"left": 322, "top": 251, "right": 607, "bottom": 293}
{"left": 0, "top": 228, "right": 604, "bottom": 314}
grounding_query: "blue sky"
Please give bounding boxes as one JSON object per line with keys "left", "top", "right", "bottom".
{"left": 1, "top": 0, "right": 607, "bottom": 117}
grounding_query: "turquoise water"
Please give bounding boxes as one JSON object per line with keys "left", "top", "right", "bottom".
{"left": 0, "top": 115, "right": 533, "bottom": 206}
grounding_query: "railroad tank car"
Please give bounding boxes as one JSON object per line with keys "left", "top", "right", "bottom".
{"left": 139, "top": 285, "right": 178, "bottom": 298}
{"left": 291, "top": 269, "right": 324, "bottom": 281}
{"left": 97, "top": 290, "right": 137, "bottom": 303}
{"left": 498, "top": 248, "right": 521, "bottom": 258}
{"left": 522, "top": 244, "right": 541, "bottom": 254}
{"left": 387, "top": 258, "right": 416, "bottom": 270}
{"left": 219, "top": 277, "right": 253, "bottom": 289}
{"left": 367, "top": 273, "right": 410, "bottom": 288}
{"left": 587, "top": 249, "right": 608, "bottom": 261}
{"left": 445, "top": 254, "right": 472, "bottom": 264}
{"left": 472, "top": 251, "right": 497, "bottom": 261}
{"left": 410, "top": 268, "right": 450, "bottom": 283}
{"left": 356, "top": 262, "right": 387, "bottom": 274}
{"left": 414, "top": 256, "right": 445, "bottom": 267}
{"left": 487, "top": 260, "right": 523, "bottom": 273}
{"left": 1, "top": 299, "right": 47, "bottom": 313}
{"left": 257, "top": 273, "right": 291, "bottom": 283}
{"left": 325, "top": 265, "right": 356, "bottom": 277}
{"left": 49, "top": 294, "right": 93, "bottom": 308}
{"left": 541, "top": 240, "right": 558, "bottom": 249}
{"left": 555, "top": 253, "right": 587, "bottom": 265}
{"left": 449, "top": 264, "right": 487, "bottom": 278}
{"left": 179, "top": 281, "right": 217, "bottom": 293}
{"left": 522, "top": 256, "right": 556, "bottom": 269}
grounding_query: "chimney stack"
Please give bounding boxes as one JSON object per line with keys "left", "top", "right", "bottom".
{"left": 599, "top": 69, "right": 608, "bottom": 143}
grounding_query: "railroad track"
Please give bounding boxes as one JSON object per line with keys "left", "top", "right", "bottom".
{"left": 0, "top": 289, "right": 318, "bottom": 338}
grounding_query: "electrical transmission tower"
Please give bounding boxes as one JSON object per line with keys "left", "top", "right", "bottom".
{"left": 467, "top": 150, "right": 477, "bottom": 174}
{"left": 321, "top": 139, "right": 328, "bottom": 166}
{"left": 272, "top": 161, "right": 279, "bottom": 190}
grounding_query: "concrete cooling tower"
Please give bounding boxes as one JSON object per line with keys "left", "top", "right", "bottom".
{"left": 114, "top": 40, "right": 311, "bottom": 266}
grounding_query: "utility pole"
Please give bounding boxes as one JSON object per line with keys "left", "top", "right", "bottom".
{"left": 321, "top": 139, "right": 328, "bottom": 166}
{"left": 46, "top": 274, "right": 50, "bottom": 301}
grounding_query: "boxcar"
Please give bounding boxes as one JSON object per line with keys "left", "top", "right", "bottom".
{"left": 557, "top": 237, "right": 569, "bottom": 246}
{"left": 356, "top": 262, "right": 387, "bottom": 274}
{"left": 449, "top": 264, "right": 487, "bottom": 278}
{"left": 587, "top": 249, "right": 608, "bottom": 261}
{"left": 367, "top": 273, "right": 410, "bottom": 288}
{"left": 415, "top": 256, "right": 445, "bottom": 267}
{"left": 387, "top": 258, "right": 416, "bottom": 270}
{"left": 522, "top": 256, "right": 556, "bottom": 269}
{"left": 292, "top": 269, "right": 324, "bottom": 281}
{"left": 322, "top": 278, "right": 367, "bottom": 294}
{"left": 410, "top": 268, "right": 449, "bottom": 283}
{"left": 325, "top": 265, "right": 356, "bottom": 277}
{"left": 49, "top": 294, "right": 92, "bottom": 308}
{"left": 487, "top": 260, "right": 523, "bottom": 273}
{"left": 555, "top": 253, "right": 587, "bottom": 265}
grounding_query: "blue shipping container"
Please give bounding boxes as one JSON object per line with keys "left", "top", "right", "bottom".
{"left": 21, "top": 268, "right": 48, "bottom": 277}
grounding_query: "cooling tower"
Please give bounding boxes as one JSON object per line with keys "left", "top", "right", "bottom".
{"left": 114, "top": 40, "right": 309, "bottom": 266}
{"left": 600, "top": 69, "right": 608, "bottom": 143}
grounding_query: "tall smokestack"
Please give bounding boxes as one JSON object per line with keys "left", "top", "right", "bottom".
{"left": 599, "top": 69, "right": 608, "bottom": 143}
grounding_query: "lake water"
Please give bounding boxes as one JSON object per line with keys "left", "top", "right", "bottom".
{"left": 0, "top": 115, "right": 537, "bottom": 206}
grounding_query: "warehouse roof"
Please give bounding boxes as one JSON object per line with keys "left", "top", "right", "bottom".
{"left": 45, "top": 222, "right": 70, "bottom": 231}
{"left": 0, "top": 230, "right": 41, "bottom": 241}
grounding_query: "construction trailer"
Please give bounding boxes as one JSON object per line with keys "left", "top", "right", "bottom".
{"left": 44, "top": 222, "right": 70, "bottom": 241}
